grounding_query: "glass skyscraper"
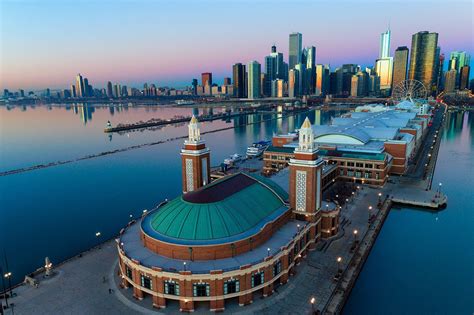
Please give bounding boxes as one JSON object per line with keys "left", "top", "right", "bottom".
{"left": 247, "top": 61, "right": 261, "bottom": 99}
{"left": 408, "top": 31, "right": 439, "bottom": 94}
{"left": 289, "top": 32, "right": 302, "bottom": 70}
{"left": 375, "top": 29, "right": 393, "bottom": 94}
{"left": 392, "top": 46, "right": 409, "bottom": 90}
{"left": 232, "top": 63, "right": 246, "bottom": 98}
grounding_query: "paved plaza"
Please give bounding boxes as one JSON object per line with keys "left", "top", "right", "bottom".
{"left": 3, "top": 184, "right": 385, "bottom": 315}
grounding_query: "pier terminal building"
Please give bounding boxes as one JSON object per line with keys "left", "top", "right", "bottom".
{"left": 118, "top": 116, "right": 341, "bottom": 312}
{"left": 264, "top": 104, "right": 431, "bottom": 185}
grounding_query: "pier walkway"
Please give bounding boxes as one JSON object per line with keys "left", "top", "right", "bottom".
{"left": 389, "top": 186, "right": 447, "bottom": 209}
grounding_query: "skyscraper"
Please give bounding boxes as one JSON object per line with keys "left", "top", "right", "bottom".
{"left": 70, "top": 84, "right": 76, "bottom": 98}
{"left": 374, "top": 29, "right": 393, "bottom": 94}
{"left": 83, "top": 78, "right": 90, "bottom": 97}
{"left": 288, "top": 69, "right": 298, "bottom": 98}
{"left": 289, "top": 32, "right": 302, "bottom": 70}
{"left": 223, "top": 77, "right": 231, "bottom": 85}
{"left": 75, "top": 73, "right": 85, "bottom": 98}
{"left": 379, "top": 29, "right": 391, "bottom": 59}
{"left": 264, "top": 54, "right": 276, "bottom": 97}
{"left": 232, "top": 63, "right": 246, "bottom": 98}
{"left": 408, "top": 31, "right": 439, "bottom": 94}
{"left": 444, "top": 69, "right": 457, "bottom": 93}
{"left": 106, "top": 81, "right": 113, "bottom": 98}
{"left": 191, "top": 79, "right": 198, "bottom": 95}
{"left": 247, "top": 61, "right": 261, "bottom": 99}
{"left": 201, "top": 72, "right": 212, "bottom": 88}
{"left": 449, "top": 51, "right": 471, "bottom": 72}
{"left": 392, "top": 46, "right": 409, "bottom": 90}
{"left": 315, "top": 64, "right": 330, "bottom": 96}
{"left": 459, "top": 66, "right": 470, "bottom": 90}
{"left": 304, "top": 46, "right": 316, "bottom": 95}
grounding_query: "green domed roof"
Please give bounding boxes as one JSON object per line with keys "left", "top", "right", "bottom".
{"left": 143, "top": 173, "right": 288, "bottom": 244}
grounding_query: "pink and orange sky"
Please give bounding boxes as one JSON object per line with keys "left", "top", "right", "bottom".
{"left": 1, "top": 0, "right": 473, "bottom": 91}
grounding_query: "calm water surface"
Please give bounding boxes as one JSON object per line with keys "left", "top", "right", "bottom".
{"left": 0, "top": 103, "right": 337, "bottom": 285}
{"left": 344, "top": 111, "right": 474, "bottom": 314}
{"left": 1, "top": 105, "right": 472, "bottom": 314}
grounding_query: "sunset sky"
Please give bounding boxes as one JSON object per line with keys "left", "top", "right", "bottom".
{"left": 1, "top": 0, "right": 473, "bottom": 90}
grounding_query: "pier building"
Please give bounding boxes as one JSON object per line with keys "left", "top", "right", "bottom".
{"left": 264, "top": 105, "right": 431, "bottom": 184}
{"left": 117, "top": 116, "right": 339, "bottom": 312}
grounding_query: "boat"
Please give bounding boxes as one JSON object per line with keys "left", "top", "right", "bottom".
{"left": 106, "top": 120, "right": 112, "bottom": 128}
{"left": 224, "top": 154, "right": 242, "bottom": 166}
{"left": 175, "top": 100, "right": 195, "bottom": 106}
{"left": 246, "top": 140, "right": 271, "bottom": 158}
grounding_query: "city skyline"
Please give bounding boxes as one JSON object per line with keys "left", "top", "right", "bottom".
{"left": 2, "top": 0, "right": 473, "bottom": 91}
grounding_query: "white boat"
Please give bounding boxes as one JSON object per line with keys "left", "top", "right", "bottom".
{"left": 175, "top": 100, "right": 195, "bottom": 106}
{"left": 246, "top": 140, "right": 270, "bottom": 158}
{"left": 224, "top": 154, "right": 242, "bottom": 166}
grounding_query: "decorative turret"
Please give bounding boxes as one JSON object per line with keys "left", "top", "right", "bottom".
{"left": 289, "top": 117, "right": 324, "bottom": 222}
{"left": 297, "top": 117, "right": 315, "bottom": 152}
{"left": 188, "top": 115, "right": 201, "bottom": 143}
{"left": 181, "top": 116, "right": 211, "bottom": 193}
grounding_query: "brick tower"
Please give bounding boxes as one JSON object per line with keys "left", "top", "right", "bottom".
{"left": 181, "top": 116, "right": 211, "bottom": 193}
{"left": 289, "top": 117, "right": 324, "bottom": 217}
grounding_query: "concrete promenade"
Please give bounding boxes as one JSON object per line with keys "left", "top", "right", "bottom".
{"left": 2, "top": 186, "right": 383, "bottom": 315}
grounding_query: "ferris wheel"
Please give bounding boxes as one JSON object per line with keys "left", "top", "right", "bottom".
{"left": 392, "top": 79, "right": 428, "bottom": 104}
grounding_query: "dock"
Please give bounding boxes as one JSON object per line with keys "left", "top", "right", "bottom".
{"left": 389, "top": 187, "right": 447, "bottom": 209}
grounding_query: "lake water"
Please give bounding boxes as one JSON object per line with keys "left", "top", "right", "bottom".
{"left": 344, "top": 110, "right": 474, "bottom": 314}
{"left": 0, "top": 103, "right": 339, "bottom": 285}
{"left": 0, "top": 105, "right": 472, "bottom": 314}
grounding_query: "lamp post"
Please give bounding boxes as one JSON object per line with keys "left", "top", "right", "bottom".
{"left": 438, "top": 182, "right": 442, "bottom": 197}
{"left": 183, "top": 262, "right": 187, "bottom": 272}
{"left": 336, "top": 256, "right": 342, "bottom": 273}
{"left": 3, "top": 253, "right": 13, "bottom": 298}
{"left": 267, "top": 248, "right": 271, "bottom": 257}
{"left": 0, "top": 266, "right": 8, "bottom": 309}
{"left": 353, "top": 229, "right": 358, "bottom": 243}
{"left": 310, "top": 297, "right": 316, "bottom": 314}
{"left": 378, "top": 192, "right": 382, "bottom": 205}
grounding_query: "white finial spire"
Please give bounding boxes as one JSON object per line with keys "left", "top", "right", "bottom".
{"left": 298, "top": 117, "right": 314, "bottom": 152}
{"left": 188, "top": 115, "right": 200, "bottom": 143}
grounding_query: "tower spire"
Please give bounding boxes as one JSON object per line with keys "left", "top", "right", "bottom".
{"left": 181, "top": 115, "right": 210, "bottom": 193}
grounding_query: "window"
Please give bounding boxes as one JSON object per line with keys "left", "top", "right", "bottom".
{"left": 339, "top": 169, "right": 344, "bottom": 176}
{"left": 193, "top": 283, "right": 210, "bottom": 297}
{"left": 365, "top": 163, "right": 373, "bottom": 169}
{"left": 125, "top": 265, "right": 133, "bottom": 280}
{"left": 224, "top": 279, "right": 240, "bottom": 294}
{"left": 339, "top": 161, "right": 345, "bottom": 166}
{"left": 251, "top": 272, "right": 264, "bottom": 288}
{"left": 288, "top": 250, "right": 293, "bottom": 265}
{"left": 347, "top": 162, "right": 355, "bottom": 167}
{"left": 140, "top": 274, "right": 152, "bottom": 290}
{"left": 347, "top": 170, "right": 354, "bottom": 177}
{"left": 355, "top": 171, "right": 361, "bottom": 178}
{"left": 364, "top": 172, "right": 370, "bottom": 179}
{"left": 164, "top": 280, "right": 180, "bottom": 296}
{"left": 375, "top": 173, "right": 380, "bottom": 180}
{"left": 306, "top": 232, "right": 310, "bottom": 243}
{"left": 273, "top": 260, "right": 282, "bottom": 277}
{"left": 356, "top": 162, "right": 364, "bottom": 168}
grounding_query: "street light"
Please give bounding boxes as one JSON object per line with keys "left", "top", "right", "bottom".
{"left": 183, "top": 261, "right": 187, "bottom": 271}
{"left": 336, "top": 256, "right": 342, "bottom": 272}
{"left": 267, "top": 248, "right": 271, "bottom": 257}
{"left": 353, "top": 229, "right": 358, "bottom": 242}
{"left": 310, "top": 297, "right": 316, "bottom": 314}
{"left": 0, "top": 266, "right": 8, "bottom": 309}
{"left": 95, "top": 232, "right": 101, "bottom": 237}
